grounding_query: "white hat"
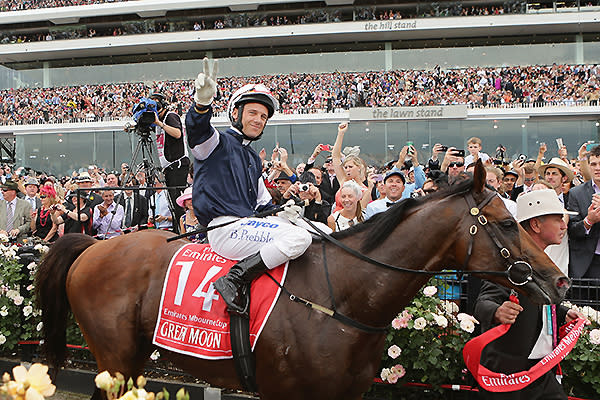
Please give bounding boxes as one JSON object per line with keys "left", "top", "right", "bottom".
{"left": 516, "top": 189, "right": 577, "bottom": 223}
{"left": 538, "top": 157, "right": 575, "bottom": 182}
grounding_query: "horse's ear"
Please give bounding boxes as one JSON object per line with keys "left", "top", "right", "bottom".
{"left": 472, "top": 159, "right": 486, "bottom": 193}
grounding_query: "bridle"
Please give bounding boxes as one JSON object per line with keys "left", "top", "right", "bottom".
{"left": 302, "top": 189, "right": 533, "bottom": 285}
{"left": 274, "top": 188, "right": 536, "bottom": 333}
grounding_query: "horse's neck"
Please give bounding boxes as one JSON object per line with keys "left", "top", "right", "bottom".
{"left": 316, "top": 207, "right": 460, "bottom": 328}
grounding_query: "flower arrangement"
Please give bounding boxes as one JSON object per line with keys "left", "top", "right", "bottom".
{"left": 378, "top": 285, "right": 477, "bottom": 392}
{"left": 374, "top": 282, "right": 600, "bottom": 399}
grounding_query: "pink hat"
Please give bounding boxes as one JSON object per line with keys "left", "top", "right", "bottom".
{"left": 176, "top": 187, "right": 193, "bottom": 208}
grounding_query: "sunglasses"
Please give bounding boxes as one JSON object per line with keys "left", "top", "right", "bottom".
{"left": 39, "top": 195, "right": 47, "bottom": 199}
{"left": 449, "top": 162, "right": 464, "bottom": 168}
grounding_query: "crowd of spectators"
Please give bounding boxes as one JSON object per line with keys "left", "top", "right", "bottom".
{"left": 0, "top": 0, "right": 130, "bottom": 12}
{"left": 1, "top": 63, "right": 599, "bottom": 126}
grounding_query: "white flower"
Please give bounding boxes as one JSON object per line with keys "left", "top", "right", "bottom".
{"left": 440, "top": 300, "right": 459, "bottom": 315}
{"left": 589, "top": 329, "right": 600, "bottom": 345}
{"left": 150, "top": 350, "right": 160, "bottom": 361}
{"left": 0, "top": 334, "right": 6, "bottom": 345}
{"left": 457, "top": 313, "right": 479, "bottom": 324}
{"left": 0, "top": 306, "right": 8, "bottom": 317}
{"left": 36, "top": 322, "right": 43, "bottom": 332}
{"left": 27, "top": 262, "right": 37, "bottom": 271}
{"left": 460, "top": 319, "right": 475, "bottom": 333}
{"left": 387, "top": 345, "right": 402, "bottom": 359}
{"left": 423, "top": 286, "right": 437, "bottom": 297}
{"left": 580, "top": 306, "right": 600, "bottom": 324}
{"left": 6, "top": 289, "right": 18, "bottom": 300}
{"left": 13, "top": 296, "right": 24, "bottom": 306}
{"left": 34, "top": 244, "right": 43, "bottom": 251}
{"left": 0, "top": 233, "right": 8, "bottom": 243}
{"left": 26, "top": 285, "right": 34, "bottom": 291}
{"left": 413, "top": 317, "right": 427, "bottom": 330}
{"left": 41, "top": 246, "right": 50, "bottom": 254}
{"left": 380, "top": 368, "right": 391, "bottom": 381}
{"left": 434, "top": 314, "right": 448, "bottom": 328}
{"left": 23, "top": 305, "right": 33, "bottom": 317}
{"left": 95, "top": 371, "right": 113, "bottom": 391}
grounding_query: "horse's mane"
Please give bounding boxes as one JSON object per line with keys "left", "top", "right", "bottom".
{"left": 331, "top": 177, "right": 474, "bottom": 252}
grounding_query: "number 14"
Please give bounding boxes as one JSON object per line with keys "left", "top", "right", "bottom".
{"left": 173, "top": 262, "right": 222, "bottom": 312}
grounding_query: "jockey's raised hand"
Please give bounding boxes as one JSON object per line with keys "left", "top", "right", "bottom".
{"left": 194, "top": 57, "right": 218, "bottom": 105}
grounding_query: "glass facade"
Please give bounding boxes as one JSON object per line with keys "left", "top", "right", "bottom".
{"left": 15, "top": 119, "right": 600, "bottom": 176}
{"left": 2, "top": 39, "right": 600, "bottom": 89}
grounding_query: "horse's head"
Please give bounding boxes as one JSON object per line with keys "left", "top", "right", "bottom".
{"left": 453, "top": 160, "right": 570, "bottom": 304}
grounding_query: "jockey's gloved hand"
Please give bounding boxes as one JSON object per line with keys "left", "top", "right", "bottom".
{"left": 278, "top": 199, "right": 303, "bottom": 223}
{"left": 194, "top": 57, "right": 218, "bottom": 106}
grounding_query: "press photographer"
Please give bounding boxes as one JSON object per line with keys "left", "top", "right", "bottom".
{"left": 148, "top": 93, "right": 189, "bottom": 229}
{"left": 281, "top": 172, "right": 330, "bottom": 224}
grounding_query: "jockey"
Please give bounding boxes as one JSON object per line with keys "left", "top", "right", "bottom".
{"left": 185, "top": 58, "right": 314, "bottom": 314}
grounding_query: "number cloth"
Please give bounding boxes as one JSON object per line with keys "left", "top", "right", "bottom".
{"left": 152, "top": 243, "right": 287, "bottom": 359}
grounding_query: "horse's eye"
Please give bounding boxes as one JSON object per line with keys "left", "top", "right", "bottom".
{"left": 500, "top": 219, "right": 517, "bottom": 230}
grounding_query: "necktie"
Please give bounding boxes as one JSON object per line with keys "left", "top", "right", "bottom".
{"left": 124, "top": 197, "right": 132, "bottom": 227}
{"left": 386, "top": 202, "right": 396, "bottom": 207}
{"left": 29, "top": 198, "right": 35, "bottom": 209}
{"left": 6, "top": 202, "right": 14, "bottom": 232}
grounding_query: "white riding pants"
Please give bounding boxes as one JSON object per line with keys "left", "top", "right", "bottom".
{"left": 207, "top": 215, "right": 331, "bottom": 269}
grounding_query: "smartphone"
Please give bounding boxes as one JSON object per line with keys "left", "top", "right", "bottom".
{"left": 586, "top": 143, "right": 599, "bottom": 151}
{"left": 438, "top": 145, "right": 449, "bottom": 153}
{"left": 321, "top": 144, "right": 332, "bottom": 151}
{"left": 373, "top": 174, "right": 383, "bottom": 182}
{"left": 453, "top": 149, "right": 466, "bottom": 157}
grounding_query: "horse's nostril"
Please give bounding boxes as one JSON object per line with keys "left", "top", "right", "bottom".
{"left": 557, "top": 277, "right": 571, "bottom": 289}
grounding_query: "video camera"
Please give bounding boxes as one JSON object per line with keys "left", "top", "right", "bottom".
{"left": 127, "top": 97, "right": 159, "bottom": 135}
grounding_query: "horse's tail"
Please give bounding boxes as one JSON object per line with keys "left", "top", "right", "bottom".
{"left": 35, "top": 233, "right": 97, "bottom": 375}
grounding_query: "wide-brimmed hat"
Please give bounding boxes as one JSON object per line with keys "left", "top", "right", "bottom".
{"left": 1, "top": 180, "right": 18, "bottom": 192}
{"left": 538, "top": 157, "right": 575, "bottom": 182}
{"left": 176, "top": 187, "right": 193, "bottom": 208}
{"left": 516, "top": 189, "right": 577, "bottom": 223}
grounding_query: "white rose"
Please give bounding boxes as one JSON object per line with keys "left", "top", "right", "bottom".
{"left": 423, "top": 286, "right": 437, "bottom": 297}
{"left": 22, "top": 306, "right": 33, "bottom": 317}
{"left": 413, "top": 317, "right": 427, "bottom": 330}
{"left": 460, "top": 319, "right": 475, "bottom": 333}
{"left": 580, "top": 306, "right": 600, "bottom": 324}
{"left": 434, "top": 314, "right": 448, "bottom": 328}
{"left": 380, "top": 368, "right": 391, "bottom": 381}
{"left": 36, "top": 322, "right": 43, "bottom": 332}
{"left": 589, "top": 329, "right": 600, "bottom": 345}
{"left": 457, "top": 313, "right": 479, "bottom": 324}
{"left": 441, "top": 300, "right": 459, "bottom": 315}
{"left": 6, "top": 289, "right": 18, "bottom": 300}
{"left": 27, "top": 262, "right": 37, "bottom": 271}
{"left": 387, "top": 345, "right": 402, "bottom": 359}
{"left": 34, "top": 244, "right": 43, "bottom": 251}
{"left": 13, "top": 296, "right": 24, "bottom": 306}
{"left": 0, "top": 335, "right": 6, "bottom": 345}
{"left": 0, "top": 233, "right": 8, "bottom": 243}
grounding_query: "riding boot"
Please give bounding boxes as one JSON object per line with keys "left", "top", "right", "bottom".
{"left": 213, "top": 252, "right": 268, "bottom": 315}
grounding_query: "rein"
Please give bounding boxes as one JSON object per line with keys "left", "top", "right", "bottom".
{"left": 271, "top": 189, "right": 535, "bottom": 334}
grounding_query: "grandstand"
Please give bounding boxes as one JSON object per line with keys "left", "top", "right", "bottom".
{"left": 0, "top": 0, "right": 599, "bottom": 175}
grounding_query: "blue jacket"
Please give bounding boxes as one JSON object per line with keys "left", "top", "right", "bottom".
{"left": 186, "top": 105, "right": 274, "bottom": 227}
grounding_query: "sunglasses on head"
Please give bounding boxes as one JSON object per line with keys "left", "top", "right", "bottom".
{"left": 449, "top": 162, "right": 464, "bottom": 168}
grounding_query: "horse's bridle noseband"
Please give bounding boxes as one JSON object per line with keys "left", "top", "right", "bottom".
{"left": 463, "top": 190, "right": 533, "bottom": 286}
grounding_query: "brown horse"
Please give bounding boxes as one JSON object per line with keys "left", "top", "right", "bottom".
{"left": 35, "top": 164, "right": 570, "bottom": 400}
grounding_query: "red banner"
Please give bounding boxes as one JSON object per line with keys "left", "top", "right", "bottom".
{"left": 152, "top": 243, "right": 287, "bottom": 359}
{"left": 464, "top": 318, "right": 585, "bottom": 392}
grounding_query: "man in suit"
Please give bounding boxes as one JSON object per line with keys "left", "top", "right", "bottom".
{"left": 319, "top": 157, "right": 339, "bottom": 205}
{"left": 119, "top": 179, "right": 149, "bottom": 232}
{"left": 0, "top": 180, "right": 32, "bottom": 242}
{"left": 23, "top": 178, "right": 41, "bottom": 211}
{"left": 475, "top": 190, "right": 585, "bottom": 400}
{"left": 568, "top": 145, "right": 600, "bottom": 279}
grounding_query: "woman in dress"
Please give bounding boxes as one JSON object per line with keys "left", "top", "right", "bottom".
{"left": 30, "top": 185, "right": 59, "bottom": 242}
{"left": 176, "top": 187, "right": 204, "bottom": 242}
{"left": 327, "top": 180, "right": 364, "bottom": 231}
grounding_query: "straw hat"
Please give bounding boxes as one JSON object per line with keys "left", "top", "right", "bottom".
{"left": 538, "top": 157, "right": 575, "bottom": 182}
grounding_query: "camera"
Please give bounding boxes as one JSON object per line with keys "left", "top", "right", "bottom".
{"left": 298, "top": 184, "right": 310, "bottom": 192}
{"left": 518, "top": 154, "right": 527, "bottom": 161}
{"left": 263, "top": 160, "right": 273, "bottom": 169}
{"left": 129, "top": 97, "right": 159, "bottom": 135}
